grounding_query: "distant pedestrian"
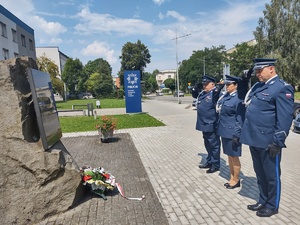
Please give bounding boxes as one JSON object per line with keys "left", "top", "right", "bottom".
{"left": 216, "top": 75, "right": 246, "bottom": 189}
{"left": 192, "top": 75, "right": 224, "bottom": 173}
{"left": 240, "top": 58, "right": 294, "bottom": 217}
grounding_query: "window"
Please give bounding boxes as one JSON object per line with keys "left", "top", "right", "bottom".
{"left": 168, "top": 75, "right": 171, "bottom": 78}
{"left": 2, "top": 48, "right": 9, "bottom": 60}
{"left": 12, "top": 29, "right": 17, "bottom": 42}
{"left": 21, "top": 34, "right": 26, "bottom": 47}
{"left": 29, "top": 39, "right": 33, "bottom": 50}
{"left": 14, "top": 52, "right": 19, "bottom": 58}
{"left": 1, "top": 22, "right": 7, "bottom": 37}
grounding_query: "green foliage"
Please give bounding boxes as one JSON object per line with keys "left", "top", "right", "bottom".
{"left": 119, "top": 40, "right": 151, "bottom": 85}
{"left": 37, "top": 55, "right": 65, "bottom": 98}
{"left": 179, "top": 46, "right": 227, "bottom": 89}
{"left": 83, "top": 58, "right": 114, "bottom": 97}
{"left": 55, "top": 99, "right": 125, "bottom": 110}
{"left": 59, "top": 113, "right": 165, "bottom": 133}
{"left": 61, "top": 58, "right": 84, "bottom": 95}
{"left": 84, "top": 58, "right": 112, "bottom": 77}
{"left": 227, "top": 43, "right": 257, "bottom": 76}
{"left": 163, "top": 78, "right": 175, "bottom": 93}
{"left": 254, "top": 0, "right": 300, "bottom": 86}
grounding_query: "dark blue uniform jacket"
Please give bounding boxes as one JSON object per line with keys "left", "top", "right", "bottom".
{"left": 193, "top": 86, "right": 223, "bottom": 132}
{"left": 217, "top": 91, "right": 245, "bottom": 139}
{"left": 240, "top": 76, "right": 294, "bottom": 148}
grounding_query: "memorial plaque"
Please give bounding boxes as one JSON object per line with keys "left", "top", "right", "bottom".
{"left": 27, "top": 68, "right": 62, "bottom": 150}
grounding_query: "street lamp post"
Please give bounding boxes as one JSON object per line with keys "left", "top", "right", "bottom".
{"left": 176, "top": 37, "right": 180, "bottom": 104}
{"left": 173, "top": 31, "right": 191, "bottom": 104}
{"left": 197, "top": 57, "right": 206, "bottom": 76}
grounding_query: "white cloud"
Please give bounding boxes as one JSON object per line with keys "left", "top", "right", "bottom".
{"left": 166, "top": 11, "right": 186, "bottom": 22}
{"left": 153, "top": 0, "right": 166, "bottom": 6}
{"left": 74, "top": 6, "right": 153, "bottom": 36}
{"left": 158, "top": 12, "right": 164, "bottom": 20}
{"left": 31, "top": 16, "right": 67, "bottom": 36}
{"left": 81, "top": 41, "right": 118, "bottom": 66}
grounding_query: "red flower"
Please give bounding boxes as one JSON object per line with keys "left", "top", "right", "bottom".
{"left": 83, "top": 175, "right": 92, "bottom": 182}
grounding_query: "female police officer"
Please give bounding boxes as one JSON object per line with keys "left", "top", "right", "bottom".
{"left": 216, "top": 75, "right": 246, "bottom": 189}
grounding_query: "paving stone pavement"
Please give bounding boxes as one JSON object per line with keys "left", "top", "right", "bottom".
{"left": 40, "top": 99, "right": 300, "bottom": 225}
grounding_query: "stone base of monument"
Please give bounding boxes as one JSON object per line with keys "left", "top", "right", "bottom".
{"left": 0, "top": 57, "right": 83, "bottom": 225}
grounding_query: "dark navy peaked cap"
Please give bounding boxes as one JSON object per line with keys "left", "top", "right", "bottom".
{"left": 253, "top": 58, "right": 276, "bottom": 70}
{"left": 224, "top": 75, "right": 241, "bottom": 84}
{"left": 202, "top": 75, "right": 216, "bottom": 84}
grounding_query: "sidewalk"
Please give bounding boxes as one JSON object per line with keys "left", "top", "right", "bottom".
{"left": 41, "top": 99, "right": 300, "bottom": 225}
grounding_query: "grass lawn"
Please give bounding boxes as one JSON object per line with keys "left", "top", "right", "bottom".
{"left": 59, "top": 113, "right": 165, "bottom": 133}
{"left": 295, "top": 92, "right": 300, "bottom": 100}
{"left": 56, "top": 98, "right": 125, "bottom": 110}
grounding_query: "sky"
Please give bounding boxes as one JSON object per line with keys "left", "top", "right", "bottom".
{"left": 0, "top": 0, "right": 270, "bottom": 76}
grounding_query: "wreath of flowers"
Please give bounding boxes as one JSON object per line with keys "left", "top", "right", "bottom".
{"left": 80, "top": 166, "right": 116, "bottom": 200}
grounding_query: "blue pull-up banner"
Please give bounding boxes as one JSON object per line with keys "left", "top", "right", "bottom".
{"left": 124, "top": 70, "right": 142, "bottom": 113}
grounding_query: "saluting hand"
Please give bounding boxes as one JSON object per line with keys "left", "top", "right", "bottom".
{"left": 268, "top": 143, "right": 281, "bottom": 158}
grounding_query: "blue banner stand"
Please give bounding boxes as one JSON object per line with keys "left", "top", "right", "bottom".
{"left": 124, "top": 70, "right": 142, "bottom": 113}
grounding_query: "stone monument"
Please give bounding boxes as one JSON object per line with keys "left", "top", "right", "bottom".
{"left": 0, "top": 57, "right": 82, "bottom": 225}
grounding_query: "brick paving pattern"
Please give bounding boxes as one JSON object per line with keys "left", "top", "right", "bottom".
{"left": 37, "top": 99, "right": 300, "bottom": 225}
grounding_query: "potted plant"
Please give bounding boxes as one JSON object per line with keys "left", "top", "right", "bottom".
{"left": 96, "top": 116, "right": 117, "bottom": 142}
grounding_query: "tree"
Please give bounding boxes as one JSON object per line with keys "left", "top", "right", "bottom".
{"left": 179, "top": 46, "right": 227, "bottom": 90}
{"left": 61, "top": 58, "right": 84, "bottom": 96}
{"left": 227, "top": 42, "right": 257, "bottom": 76}
{"left": 163, "top": 78, "right": 176, "bottom": 93}
{"left": 83, "top": 58, "right": 114, "bottom": 97}
{"left": 36, "top": 55, "right": 64, "bottom": 98}
{"left": 254, "top": 0, "right": 300, "bottom": 86}
{"left": 119, "top": 40, "right": 151, "bottom": 85}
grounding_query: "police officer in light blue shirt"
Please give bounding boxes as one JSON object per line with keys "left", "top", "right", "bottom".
{"left": 192, "top": 75, "right": 224, "bottom": 173}
{"left": 240, "top": 58, "right": 294, "bottom": 217}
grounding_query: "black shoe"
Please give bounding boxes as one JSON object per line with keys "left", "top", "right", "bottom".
{"left": 224, "top": 182, "right": 229, "bottom": 187}
{"left": 226, "top": 180, "right": 240, "bottom": 189}
{"left": 199, "top": 163, "right": 211, "bottom": 169}
{"left": 247, "top": 203, "right": 265, "bottom": 211}
{"left": 256, "top": 207, "right": 278, "bottom": 217}
{"left": 206, "top": 167, "right": 219, "bottom": 173}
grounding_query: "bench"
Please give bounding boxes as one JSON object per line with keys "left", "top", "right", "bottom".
{"left": 72, "top": 104, "right": 87, "bottom": 110}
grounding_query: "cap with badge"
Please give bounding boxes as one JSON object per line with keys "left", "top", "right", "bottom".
{"left": 202, "top": 75, "right": 217, "bottom": 84}
{"left": 224, "top": 75, "right": 241, "bottom": 84}
{"left": 253, "top": 58, "right": 276, "bottom": 70}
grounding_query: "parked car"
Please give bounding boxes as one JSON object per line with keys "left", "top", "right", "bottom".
{"left": 156, "top": 91, "right": 163, "bottom": 96}
{"left": 294, "top": 102, "right": 300, "bottom": 119}
{"left": 174, "top": 91, "right": 184, "bottom": 97}
{"left": 293, "top": 113, "right": 300, "bottom": 133}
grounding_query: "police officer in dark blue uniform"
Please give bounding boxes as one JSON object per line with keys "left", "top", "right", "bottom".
{"left": 240, "top": 58, "right": 294, "bottom": 217}
{"left": 217, "top": 75, "right": 246, "bottom": 189}
{"left": 192, "top": 75, "right": 224, "bottom": 173}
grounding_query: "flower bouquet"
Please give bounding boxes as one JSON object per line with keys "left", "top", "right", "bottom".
{"left": 80, "top": 166, "right": 116, "bottom": 200}
{"left": 95, "top": 116, "right": 117, "bottom": 143}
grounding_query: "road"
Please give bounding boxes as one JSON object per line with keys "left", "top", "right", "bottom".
{"left": 146, "top": 94, "right": 195, "bottom": 105}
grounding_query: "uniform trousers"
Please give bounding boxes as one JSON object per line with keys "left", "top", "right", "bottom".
{"left": 250, "top": 146, "right": 282, "bottom": 210}
{"left": 202, "top": 131, "right": 221, "bottom": 168}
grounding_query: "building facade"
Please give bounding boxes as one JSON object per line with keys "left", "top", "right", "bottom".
{"left": 156, "top": 69, "right": 176, "bottom": 88}
{"left": 0, "top": 5, "right": 36, "bottom": 60}
{"left": 36, "top": 47, "right": 69, "bottom": 78}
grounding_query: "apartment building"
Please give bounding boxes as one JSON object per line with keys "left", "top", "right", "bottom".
{"left": 156, "top": 69, "right": 176, "bottom": 88}
{"left": 36, "top": 47, "right": 69, "bottom": 77}
{"left": 0, "top": 5, "right": 36, "bottom": 60}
